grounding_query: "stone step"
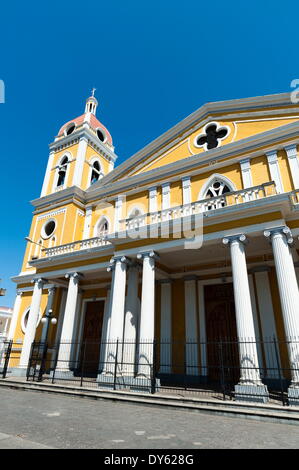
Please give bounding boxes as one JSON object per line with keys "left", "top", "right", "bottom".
{"left": 1, "top": 378, "right": 299, "bottom": 425}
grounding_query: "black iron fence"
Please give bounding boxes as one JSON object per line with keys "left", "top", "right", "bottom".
{"left": 23, "top": 337, "right": 299, "bottom": 405}
{"left": 0, "top": 340, "right": 17, "bottom": 378}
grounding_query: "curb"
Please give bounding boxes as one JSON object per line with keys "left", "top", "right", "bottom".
{"left": 1, "top": 379, "right": 299, "bottom": 425}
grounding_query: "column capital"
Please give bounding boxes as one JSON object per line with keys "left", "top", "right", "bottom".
{"left": 16, "top": 290, "right": 23, "bottom": 296}
{"left": 31, "top": 278, "right": 47, "bottom": 287}
{"left": 107, "top": 255, "right": 131, "bottom": 272}
{"left": 137, "top": 250, "right": 159, "bottom": 261}
{"left": 182, "top": 176, "right": 191, "bottom": 188}
{"left": 222, "top": 234, "right": 247, "bottom": 246}
{"left": 264, "top": 226, "right": 293, "bottom": 244}
{"left": 47, "top": 286, "right": 56, "bottom": 295}
{"left": 266, "top": 150, "right": 278, "bottom": 163}
{"left": 65, "top": 272, "right": 83, "bottom": 280}
{"left": 285, "top": 144, "right": 298, "bottom": 158}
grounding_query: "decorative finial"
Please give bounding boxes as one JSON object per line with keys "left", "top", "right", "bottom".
{"left": 91, "top": 87, "right": 96, "bottom": 97}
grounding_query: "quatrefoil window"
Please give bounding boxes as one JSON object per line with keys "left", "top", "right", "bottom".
{"left": 195, "top": 122, "right": 229, "bottom": 151}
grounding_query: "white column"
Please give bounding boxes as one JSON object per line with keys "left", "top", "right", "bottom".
{"left": 197, "top": 282, "right": 207, "bottom": 376}
{"left": 136, "top": 251, "right": 157, "bottom": 377}
{"left": 54, "top": 289, "right": 67, "bottom": 345}
{"left": 264, "top": 227, "right": 299, "bottom": 387}
{"left": 98, "top": 287, "right": 112, "bottom": 372}
{"left": 159, "top": 280, "right": 172, "bottom": 374}
{"left": 40, "top": 150, "right": 55, "bottom": 197}
{"left": 253, "top": 269, "right": 280, "bottom": 373}
{"left": 104, "top": 256, "right": 129, "bottom": 373}
{"left": 240, "top": 158, "right": 253, "bottom": 189}
{"left": 123, "top": 265, "right": 140, "bottom": 375}
{"left": 162, "top": 183, "right": 171, "bottom": 221}
{"left": 149, "top": 187, "right": 158, "bottom": 213}
{"left": 40, "top": 286, "right": 56, "bottom": 343}
{"left": 83, "top": 205, "right": 93, "bottom": 239}
{"left": 266, "top": 150, "right": 284, "bottom": 194}
{"left": 222, "top": 235, "right": 264, "bottom": 386}
{"left": 285, "top": 145, "right": 299, "bottom": 189}
{"left": 19, "top": 278, "right": 45, "bottom": 368}
{"left": 56, "top": 272, "right": 81, "bottom": 371}
{"left": 72, "top": 137, "right": 88, "bottom": 187}
{"left": 114, "top": 196, "right": 124, "bottom": 233}
{"left": 182, "top": 177, "right": 191, "bottom": 215}
{"left": 7, "top": 291, "right": 23, "bottom": 341}
{"left": 184, "top": 276, "right": 198, "bottom": 375}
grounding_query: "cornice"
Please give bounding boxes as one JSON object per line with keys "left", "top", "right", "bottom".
{"left": 31, "top": 186, "right": 86, "bottom": 211}
{"left": 49, "top": 126, "right": 118, "bottom": 164}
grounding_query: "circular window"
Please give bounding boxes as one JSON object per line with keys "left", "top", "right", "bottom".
{"left": 21, "top": 307, "right": 42, "bottom": 334}
{"left": 96, "top": 128, "right": 106, "bottom": 142}
{"left": 65, "top": 123, "right": 76, "bottom": 136}
{"left": 41, "top": 219, "right": 56, "bottom": 239}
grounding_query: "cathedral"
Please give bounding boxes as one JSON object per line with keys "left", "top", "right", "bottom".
{"left": 6, "top": 91, "right": 299, "bottom": 405}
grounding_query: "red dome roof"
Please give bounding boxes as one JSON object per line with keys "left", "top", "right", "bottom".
{"left": 58, "top": 113, "right": 113, "bottom": 145}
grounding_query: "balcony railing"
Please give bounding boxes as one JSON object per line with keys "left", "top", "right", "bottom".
{"left": 42, "top": 235, "right": 110, "bottom": 258}
{"left": 120, "top": 181, "right": 277, "bottom": 230}
{"left": 36, "top": 182, "right": 276, "bottom": 260}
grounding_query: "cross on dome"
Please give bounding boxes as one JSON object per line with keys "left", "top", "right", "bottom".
{"left": 91, "top": 87, "right": 96, "bottom": 97}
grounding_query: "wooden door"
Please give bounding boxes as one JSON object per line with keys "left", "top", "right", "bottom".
{"left": 80, "top": 300, "right": 105, "bottom": 375}
{"left": 204, "top": 283, "right": 239, "bottom": 382}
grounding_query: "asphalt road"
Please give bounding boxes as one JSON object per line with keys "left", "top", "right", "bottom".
{"left": 0, "top": 388, "right": 298, "bottom": 449}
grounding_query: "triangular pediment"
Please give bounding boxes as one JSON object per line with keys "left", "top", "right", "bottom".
{"left": 88, "top": 93, "right": 299, "bottom": 189}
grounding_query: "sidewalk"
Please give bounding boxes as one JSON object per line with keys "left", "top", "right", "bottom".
{"left": 1, "top": 376, "right": 299, "bottom": 425}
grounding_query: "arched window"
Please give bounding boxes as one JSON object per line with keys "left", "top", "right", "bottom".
{"left": 96, "top": 217, "right": 109, "bottom": 237}
{"left": 57, "top": 156, "right": 68, "bottom": 187}
{"left": 90, "top": 160, "right": 102, "bottom": 185}
{"left": 205, "top": 179, "right": 232, "bottom": 199}
{"left": 201, "top": 176, "right": 235, "bottom": 211}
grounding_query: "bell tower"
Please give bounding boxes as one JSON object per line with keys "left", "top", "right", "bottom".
{"left": 40, "top": 91, "right": 117, "bottom": 198}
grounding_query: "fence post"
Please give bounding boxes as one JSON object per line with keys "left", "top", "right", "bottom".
{"left": 113, "top": 340, "right": 119, "bottom": 391}
{"left": 219, "top": 340, "right": 226, "bottom": 401}
{"left": 184, "top": 342, "right": 187, "bottom": 391}
{"left": 273, "top": 336, "right": 286, "bottom": 406}
{"left": 80, "top": 341, "right": 86, "bottom": 387}
{"left": 37, "top": 342, "right": 48, "bottom": 382}
{"left": 2, "top": 340, "right": 12, "bottom": 379}
{"left": 26, "top": 341, "right": 35, "bottom": 381}
{"left": 151, "top": 340, "right": 157, "bottom": 394}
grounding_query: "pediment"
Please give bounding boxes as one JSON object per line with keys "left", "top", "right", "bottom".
{"left": 89, "top": 93, "right": 299, "bottom": 189}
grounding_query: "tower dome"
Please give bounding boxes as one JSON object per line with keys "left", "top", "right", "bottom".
{"left": 57, "top": 90, "right": 113, "bottom": 147}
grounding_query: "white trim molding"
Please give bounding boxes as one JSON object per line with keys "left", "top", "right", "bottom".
{"left": 40, "top": 151, "right": 55, "bottom": 197}
{"left": 149, "top": 186, "right": 158, "bottom": 213}
{"left": 266, "top": 150, "right": 284, "bottom": 194}
{"left": 72, "top": 137, "right": 88, "bottom": 187}
{"left": 240, "top": 158, "right": 253, "bottom": 189}
{"left": 182, "top": 176, "right": 191, "bottom": 205}
{"left": 285, "top": 145, "right": 299, "bottom": 189}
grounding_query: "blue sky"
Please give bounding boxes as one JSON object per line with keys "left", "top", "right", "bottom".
{"left": 0, "top": 0, "right": 298, "bottom": 306}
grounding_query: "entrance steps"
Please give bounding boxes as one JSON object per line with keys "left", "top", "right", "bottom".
{"left": 1, "top": 377, "right": 299, "bottom": 425}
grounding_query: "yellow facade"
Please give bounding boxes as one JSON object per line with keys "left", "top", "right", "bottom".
{"left": 10, "top": 92, "right": 299, "bottom": 386}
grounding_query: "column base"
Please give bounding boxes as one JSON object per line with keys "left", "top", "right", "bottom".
{"left": 130, "top": 376, "right": 160, "bottom": 393}
{"left": 288, "top": 385, "right": 299, "bottom": 406}
{"left": 96, "top": 373, "right": 160, "bottom": 393}
{"left": 8, "top": 367, "right": 28, "bottom": 377}
{"left": 234, "top": 383, "right": 269, "bottom": 403}
{"left": 49, "top": 369, "right": 74, "bottom": 379}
